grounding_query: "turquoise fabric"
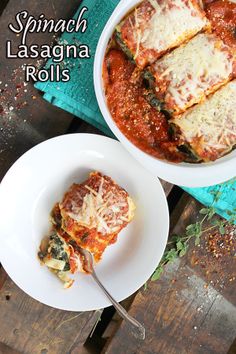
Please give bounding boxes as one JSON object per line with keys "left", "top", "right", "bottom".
{"left": 35, "top": 0, "right": 120, "bottom": 137}
{"left": 182, "top": 179, "right": 236, "bottom": 221}
{"left": 35, "top": 0, "right": 236, "bottom": 220}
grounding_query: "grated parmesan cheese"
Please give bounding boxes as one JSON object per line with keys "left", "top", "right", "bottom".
{"left": 137, "top": 0, "right": 208, "bottom": 53}
{"left": 171, "top": 80, "right": 236, "bottom": 160}
{"left": 61, "top": 177, "right": 135, "bottom": 235}
{"left": 151, "top": 33, "right": 234, "bottom": 113}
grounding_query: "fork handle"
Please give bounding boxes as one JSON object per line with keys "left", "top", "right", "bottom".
{"left": 91, "top": 271, "right": 145, "bottom": 340}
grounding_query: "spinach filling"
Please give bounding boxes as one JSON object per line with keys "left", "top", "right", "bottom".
{"left": 49, "top": 234, "right": 70, "bottom": 271}
{"left": 144, "top": 92, "right": 164, "bottom": 111}
{"left": 177, "top": 144, "right": 202, "bottom": 163}
{"left": 169, "top": 124, "right": 202, "bottom": 163}
{"left": 142, "top": 71, "right": 172, "bottom": 117}
{"left": 143, "top": 70, "right": 155, "bottom": 89}
{"left": 115, "top": 30, "right": 135, "bottom": 63}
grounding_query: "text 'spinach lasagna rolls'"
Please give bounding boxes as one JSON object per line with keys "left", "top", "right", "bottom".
{"left": 171, "top": 80, "right": 236, "bottom": 162}
{"left": 145, "top": 33, "right": 236, "bottom": 115}
{"left": 116, "top": 0, "right": 210, "bottom": 68}
{"left": 59, "top": 172, "right": 135, "bottom": 262}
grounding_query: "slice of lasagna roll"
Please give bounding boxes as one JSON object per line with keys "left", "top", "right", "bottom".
{"left": 145, "top": 33, "right": 235, "bottom": 115}
{"left": 59, "top": 172, "right": 135, "bottom": 262}
{"left": 39, "top": 172, "right": 135, "bottom": 287}
{"left": 116, "top": 0, "right": 209, "bottom": 68}
{"left": 171, "top": 80, "right": 236, "bottom": 162}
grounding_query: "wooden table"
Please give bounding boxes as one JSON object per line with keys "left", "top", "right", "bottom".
{"left": 0, "top": 1, "right": 235, "bottom": 354}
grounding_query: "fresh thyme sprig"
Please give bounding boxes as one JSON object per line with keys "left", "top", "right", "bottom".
{"left": 151, "top": 185, "right": 236, "bottom": 282}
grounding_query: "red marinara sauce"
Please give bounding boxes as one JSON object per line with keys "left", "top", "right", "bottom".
{"left": 103, "top": 48, "right": 184, "bottom": 162}
{"left": 206, "top": 0, "right": 236, "bottom": 61}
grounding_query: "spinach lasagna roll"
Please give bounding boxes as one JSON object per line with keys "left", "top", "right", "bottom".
{"left": 59, "top": 172, "right": 135, "bottom": 262}
{"left": 116, "top": 0, "right": 210, "bottom": 68}
{"left": 145, "top": 33, "right": 236, "bottom": 115}
{"left": 39, "top": 172, "right": 135, "bottom": 287}
{"left": 171, "top": 80, "right": 236, "bottom": 162}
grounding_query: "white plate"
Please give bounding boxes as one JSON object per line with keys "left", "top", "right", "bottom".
{"left": 94, "top": 0, "right": 236, "bottom": 187}
{"left": 0, "top": 134, "right": 169, "bottom": 311}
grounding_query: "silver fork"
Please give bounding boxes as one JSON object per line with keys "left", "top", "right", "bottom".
{"left": 80, "top": 248, "right": 146, "bottom": 340}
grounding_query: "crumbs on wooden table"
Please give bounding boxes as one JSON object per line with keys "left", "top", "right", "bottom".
{"left": 191, "top": 224, "right": 236, "bottom": 289}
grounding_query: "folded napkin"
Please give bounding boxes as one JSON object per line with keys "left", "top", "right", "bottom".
{"left": 35, "top": 0, "right": 236, "bottom": 221}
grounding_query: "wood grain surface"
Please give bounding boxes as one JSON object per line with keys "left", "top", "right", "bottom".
{"left": 0, "top": 268, "right": 102, "bottom": 354}
{"left": 104, "top": 195, "right": 236, "bottom": 354}
{"left": 0, "top": 0, "right": 81, "bottom": 179}
{"left": 0, "top": 342, "right": 21, "bottom": 354}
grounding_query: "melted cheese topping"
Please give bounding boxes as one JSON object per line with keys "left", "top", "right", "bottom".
{"left": 152, "top": 33, "right": 234, "bottom": 112}
{"left": 62, "top": 178, "right": 135, "bottom": 235}
{"left": 172, "top": 80, "right": 236, "bottom": 159}
{"left": 138, "top": 0, "right": 208, "bottom": 52}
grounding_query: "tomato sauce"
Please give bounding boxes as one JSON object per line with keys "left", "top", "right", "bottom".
{"left": 206, "top": 0, "right": 236, "bottom": 72}
{"left": 103, "top": 49, "right": 184, "bottom": 162}
{"left": 119, "top": 0, "right": 157, "bottom": 68}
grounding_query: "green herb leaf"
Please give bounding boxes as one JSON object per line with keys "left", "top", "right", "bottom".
{"left": 176, "top": 241, "right": 184, "bottom": 251}
{"left": 151, "top": 266, "right": 164, "bottom": 281}
{"left": 172, "top": 235, "right": 181, "bottom": 243}
{"left": 195, "top": 222, "right": 202, "bottom": 235}
{"left": 219, "top": 225, "right": 225, "bottom": 235}
{"left": 207, "top": 207, "right": 216, "bottom": 220}
{"left": 165, "top": 249, "right": 178, "bottom": 263}
{"left": 151, "top": 182, "right": 235, "bottom": 283}
{"left": 210, "top": 219, "right": 219, "bottom": 226}
{"left": 199, "top": 208, "right": 210, "bottom": 215}
{"left": 186, "top": 224, "right": 197, "bottom": 236}
{"left": 186, "top": 224, "right": 195, "bottom": 231}
{"left": 195, "top": 235, "right": 201, "bottom": 246}
{"left": 179, "top": 244, "right": 188, "bottom": 257}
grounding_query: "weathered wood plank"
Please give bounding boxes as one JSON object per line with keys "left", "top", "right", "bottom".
{"left": 0, "top": 342, "right": 21, "bottom": 354}
{"left": 0, "top": 267, "right": 8, "bottom": 291}
{"left": 73, "top": 121, "right": 106, "bottom": 136}
{"left": 160, "top": 178, "right": 175, "bottom": 196}
{"left": 0, "top": 0, "right": 81, "bottom": 179}
{"left": 0, "top": 269, "right": 101, "bottom": 354}
{"left": 0, "top": 0, "right": 9, "bottom": 15}
{"left": 104, "top": 195, "right": 236, "bottom": 354}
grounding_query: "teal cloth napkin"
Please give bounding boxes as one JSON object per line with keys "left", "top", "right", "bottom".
{"left": 35, "top": 0, "right": 236, "bottom": 220}
{"left": 35, "top": 0, "right": 119, "bottom": 136}
{"left": 182, "top": 179, "right": 236, "bottom": 221}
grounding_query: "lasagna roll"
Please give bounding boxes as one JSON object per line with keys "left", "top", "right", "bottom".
{"left": 171, "top": 80, "right": 236, "bottom": 162}
{"left": 39, "top": 172, "right": 135, "bottom": 287}
{"left": 116, "top": 0, "right": 210, "bottom": 68}
{"left": 146, "top": 33, "right": 235, "bottom": 115}
{"left": 59, "top": 172, "right": 135, "bottom": 262}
